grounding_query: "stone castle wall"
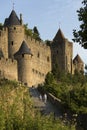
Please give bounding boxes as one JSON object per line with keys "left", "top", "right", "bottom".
{"left": 8, "top": 25, "right": 24, "bottom": 58}
{"left": 65, "top": 39, "right": 73, "bottom": 73}
{"left": 0, "top": 9, "right": 84, "bottom": 86}
{"left": 72, "top": 62, "right": 84, "bottom": 74}
{"left": 17, "top": 54, "right": 33, "bottom": 86}
{"left": 24, "top": 35, "right": 52, "bottom": 86}
{"left": 0, "top": 28, "right": 8, "bottom": 58}
{"left": 51, "top": 38, "right": 73, "bottom": 72}
{"left": 0, "top": 58, "right": 17, "bottom": 80}
{"left": 0, "top": 23, "right": 51, "bottom": 86}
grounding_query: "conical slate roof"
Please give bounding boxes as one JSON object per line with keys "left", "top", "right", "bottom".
{"left": 53, "top": 28, "right": 65, "bottom": 41}
{"left": 4, "top": 10, "right": 20, "bottom": 26}
{"left": 73, "top": 54, "right": 84, "bottom": 64}
{"left": 14, "top": 41, "right": 32, "bottom": 56}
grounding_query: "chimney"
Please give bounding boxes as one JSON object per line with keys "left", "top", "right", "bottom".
{"left": 20, "top": 13, "right": 23, "bottom": 25}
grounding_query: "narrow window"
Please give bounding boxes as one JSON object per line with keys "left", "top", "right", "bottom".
{"left": 32, "top": 69, "right": 34, "bottom": 72}
{"left": 47, "top": 56, "right": 49, "bottom": 62}
{"left": 37, "top": 52, "right": 40, "bottom": 58}
{"left": 11, "top": 41, "right": 13, "bottom": 45}
{"left": 22, "top": 54, "right": 24, "bottom": 58}
{"left": 14, "top": 27, "right": 16, "bottom": 30}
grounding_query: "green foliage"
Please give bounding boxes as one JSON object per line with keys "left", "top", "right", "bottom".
{"left": 42, "top": 70, "right": 87, "bottom": 114}
{"left": 70, "top": 84, "right": 87, "bottom": 113}
{"left": 45, "top": 72, "right": 55, "bottom": 85}
{"left": 33, "top": 26, "right": 41, "bottom": 41}
{"left": 72, "top": 0, "right": 87, "bottom": 48}
{"left": 24, "top": 24, "right": 33, "bottom": 37}
{"left": 0, "top": 79, "right": 75, "bottom": 130}
{"left": 24, "top": 24, "right": 42, "bottom": 42}
{"left": 45, "top": 40, "right": 51, "bottom": 46}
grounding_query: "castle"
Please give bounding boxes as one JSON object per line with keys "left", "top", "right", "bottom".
{"left": 0, "top": 9, "right": 84, "bottom": 87}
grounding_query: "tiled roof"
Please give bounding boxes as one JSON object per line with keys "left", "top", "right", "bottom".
{"left": 53, "top": 28, "right": 65, "bottom": 41}
{"left": 14, "top": 41, "right": 32, "bottom": 56}
{"left": 73, "top": 54, "right": 84, "bottom": 63}
{"left": 4, "top": 10, "right": 20, "bottom": 26}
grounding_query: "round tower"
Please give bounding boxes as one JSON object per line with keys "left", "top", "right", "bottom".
{"left": 14, "top": 41, "right": 33, "bottom": 86}
{"left": 4, "top": 10, "right": 24, "bottom": 59}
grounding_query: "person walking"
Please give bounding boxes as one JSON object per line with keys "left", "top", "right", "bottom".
{"left": 39, "top": 94, "right": 42, "bottom": 101}
{"left": 44, "top": 93, "right": 47, "bottom": 103}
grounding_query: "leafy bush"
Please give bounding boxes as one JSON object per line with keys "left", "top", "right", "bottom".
{"left": 0, "top": 79, "right": 75, "bottom": 130}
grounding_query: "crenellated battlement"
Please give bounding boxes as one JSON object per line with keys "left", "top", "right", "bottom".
{"left": 0, "top": 9, "right": 83, "bottom": 86}
{"left": 0, "top": 27, "right": 8, "bottom": 37}
{"left": 0, "top": 58, "right": 17, "bottom": 67}
{"left": 0, "top": 57, "right": 17, "bottom": 80}
{"left": 24, "top": 35, "right": 50, "bottom": 50}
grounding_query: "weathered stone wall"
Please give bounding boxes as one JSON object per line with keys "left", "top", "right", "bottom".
{"left": 51, "top": 39, "right": 65, "bottom": 71}
{"left": 65, "top": 39, "right": 73, "bottom": 73}
{"left": 0, "top": 58, "right": 17, "bottom": 80}
{"left": 8, "top": 25, "right": 24, "bottom": 58}
{"left": 17, "top": 54, "right": 33, "bottom": 86}
{"left": 72, "top": 62, "right": 84, "bottom": 74}
{"left": 51, "top": 38, "right": 73, "bottom": 73}
{"left": 24, "top": 36, "right": 52, "bottom": 86}
{"left": 0, "top": 10, "right": 84, "bottom": 86}
{"left": 0, "top": 24, "right": 51, "bottom": 86}
{"left": 0, "top": 28, "right": 8, "bottom": 58}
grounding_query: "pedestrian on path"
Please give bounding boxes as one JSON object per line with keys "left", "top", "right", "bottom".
{"left": 44, "top": 93, "right": 47, "bottom": 103}
{"left": 39, "top": 94, "right": 42, "bottom": 101}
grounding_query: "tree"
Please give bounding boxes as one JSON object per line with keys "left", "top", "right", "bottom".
{"left": 72, "top": 0, "right": 87, "bottom": 49}
{"left": 24, "top": 24, "right": 32, "bottom": 37}
{"left": 45, "top": 40, "right": 51, "bottom": 46}
{"left": 33, "top": 26, "right": 41, "bottom": 41}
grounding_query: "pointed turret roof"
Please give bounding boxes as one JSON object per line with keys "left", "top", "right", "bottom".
{"left": 14, "top": 41, "right": 32, "bottom": 56}
{"left": 73, "top": 54, "right": 84, "bottom": 64}
{"left": 53, "top": 28, "right": 65, "bottom": 42}
{"left": 4, "top": 10, "right": 20, "bottom": 26}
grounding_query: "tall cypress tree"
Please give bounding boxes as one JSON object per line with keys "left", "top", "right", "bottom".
{"left": 33, "top": 26, "right": 41, "bottom": 41}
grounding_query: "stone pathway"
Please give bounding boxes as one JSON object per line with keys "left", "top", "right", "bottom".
{"left": 29, "top": 87, "right": 62, "bottom": 117}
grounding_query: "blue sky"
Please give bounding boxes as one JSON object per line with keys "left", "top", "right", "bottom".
{"left": 0, "top": 0, "right": 87, "bottom": 65}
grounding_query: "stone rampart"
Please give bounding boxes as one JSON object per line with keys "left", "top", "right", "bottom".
{"left": 0, "top": 27, "right": 8, "bottom": 58}
{"left": 24, "top": 35, "right": 51, "bottom": 86}
{"left": 0, "top": 58, "right": 17, "bottom": 80}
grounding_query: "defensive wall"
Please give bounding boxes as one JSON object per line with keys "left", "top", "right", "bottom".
{"left": 8, "top": 25, "right": 24, "bottom": 58}
{"left": 24, "top": 35, "right": 52, "bottom": 86}
{"left": 0, "top": 58, "right": 17, "bottom": 81}
{"left": 0, "top": 27, "right": 8, "bottom": 58}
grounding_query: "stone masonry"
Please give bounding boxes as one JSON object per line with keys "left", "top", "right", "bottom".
{"left": 0, "top": 9, "right": 84, "bottom": 86}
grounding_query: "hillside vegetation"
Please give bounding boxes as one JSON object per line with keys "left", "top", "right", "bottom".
{"left": 39, "top": 71, "right": 87, "bottom": 114}
{"left": 0, "top": 79, "right": 75, "bottom": 130}
{"left": 38, "top": 70, "right": 87, "bottom": 129}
